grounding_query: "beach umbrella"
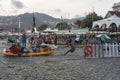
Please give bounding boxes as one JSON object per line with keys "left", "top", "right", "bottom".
{"left": 96, "top": 34, "right": 111, "bottom": 39}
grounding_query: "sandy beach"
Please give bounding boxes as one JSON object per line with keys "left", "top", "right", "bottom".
{"left": 0, "top": 47, "right": 120, "bottom": 80}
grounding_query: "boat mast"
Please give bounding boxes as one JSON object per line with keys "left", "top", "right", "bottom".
{"left": 18, "top": 17, "right": 21, "bottom": 36}
{"left": 32, "top": 13, "right": 36, "bottom": 34}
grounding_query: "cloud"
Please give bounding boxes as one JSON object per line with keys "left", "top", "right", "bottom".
{"left": 10, "top": 9, "right": 18, "bottom": 13}
{"left": 0, "top": 8, "right": 18, "bottom": 15}
{"left": 54, "top": 9, "right": 62, "bottom": 13}
{"left": 97, "top": 0, "right": 103, "bottom": 2}
{"left": 47, "top": 9, "right": 62, "bottom": 13}
{"left": 0, "top": 0, "right": 2, "bottom": 6}
{"left": 73, "top": 14, "right": 83, "bottom": 18}
{"left": 11, "top": 0, "right": 25, "bottom": 9}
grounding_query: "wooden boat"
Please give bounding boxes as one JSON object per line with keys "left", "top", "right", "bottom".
{"left": 2, "top": 49, "right": 54, "bottom": 57}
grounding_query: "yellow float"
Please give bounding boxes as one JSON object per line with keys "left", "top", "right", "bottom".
{"left": 2, "top": 49, "right": 54, "bottom": 57}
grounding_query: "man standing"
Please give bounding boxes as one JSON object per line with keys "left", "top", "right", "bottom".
{"left": 21, "top": 33, "right": 27, "bottom": 48}
{"left": 18, "top": 33, "right": 27, "bottom": 56}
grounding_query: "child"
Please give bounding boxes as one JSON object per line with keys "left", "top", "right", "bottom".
{"left": 60, "top": 39, "right": 75, "bottom": 55}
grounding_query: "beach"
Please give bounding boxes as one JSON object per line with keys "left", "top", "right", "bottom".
{"left": 0, "top": 47, "right": 120, "bottom": 80}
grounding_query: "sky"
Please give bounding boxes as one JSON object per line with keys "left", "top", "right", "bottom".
{"left": 0, "top": 0, "right": 119, "bottom": 19}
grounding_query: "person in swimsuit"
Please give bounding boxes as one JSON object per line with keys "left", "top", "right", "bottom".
{"left": 61, "top": 39, "right": 75, "bottom": 55}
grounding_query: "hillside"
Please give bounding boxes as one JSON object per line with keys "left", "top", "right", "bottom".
{"left": 0, "top": 12, "right": 84, "bottom": 31}
{"left": 0, "top": 12, "right": 59, "bottom": 30}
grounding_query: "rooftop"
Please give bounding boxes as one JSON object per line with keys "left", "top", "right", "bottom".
{"left": 113, "top": 2, "right": 120, "bottom": 8}
{"left": 105, "top": 11, "right": 120, "bottom": 18}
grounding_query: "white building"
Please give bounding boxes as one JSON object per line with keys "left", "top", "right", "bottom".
{"left": 92, "top": 2, "right": 120, "bottom": 32}
{"left": 93, "top": 15, "right": 120, "bottom": 29}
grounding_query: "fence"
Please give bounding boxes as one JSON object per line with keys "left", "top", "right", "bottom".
{"left": 57, "top": 34, "right": 86, "bottom": 48}
{"left": 57, "top": 35, "right": 76, "bottom": 45}
{"left": 84, "top": 43, "right": 120, "bottom": 58}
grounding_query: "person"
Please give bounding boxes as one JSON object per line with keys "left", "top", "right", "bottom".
{"left": 18, "top": 33, "right": 27, "bottom": 56}
{"left": 15, "top": 36, "right": 21, "bottom": 46}
{"left": 49, "top": 33, "right": 54, "bottom": 44}
{"left": 60, "top": 39, "right": 75, "bottom": 56}
{"left": 75, "top": 37, "right": 80, "bottom": 44}
{"left": 21, "top": 33, "right": 27, "bottom": 47}
{"left": 54, "top": 34, "right": 58, "bottom": 46}
{"left": 117, "top": 36, "right": 120, "bottom": 52}
{"left": 117, "top": 36, "right": 120, "bottom": 43}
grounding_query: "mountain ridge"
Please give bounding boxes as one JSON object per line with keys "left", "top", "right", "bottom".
{"left": 0, "top": 12, "right": 84, "bottom": 31}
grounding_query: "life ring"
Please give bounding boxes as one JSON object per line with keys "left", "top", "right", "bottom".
{"left": 83, "top": 45, "right": 93, "bottom": 57}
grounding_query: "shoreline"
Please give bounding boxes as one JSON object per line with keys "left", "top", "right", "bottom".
{"left": 0, "top": 48, "right": 120, "bottom": 80}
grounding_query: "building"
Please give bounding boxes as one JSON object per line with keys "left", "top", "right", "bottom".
{"left": 105, "top": 2, "right": 120, "bottom": 18}
{"left": 92, "top": 2, "right": 120, "bottom": 32}
{"left": 105, "top": 11, "right": 120, "bottom": 18}
{"left": 112, "top": 2, "right": 120, "bottom": 12}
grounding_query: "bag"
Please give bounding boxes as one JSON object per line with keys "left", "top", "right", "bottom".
{"left": 10, "top": 46, "right": 21, "bottom": 54}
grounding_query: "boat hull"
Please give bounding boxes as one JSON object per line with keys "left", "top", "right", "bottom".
{"left": 3, "top": 49, "right": 54, "bottom": 57}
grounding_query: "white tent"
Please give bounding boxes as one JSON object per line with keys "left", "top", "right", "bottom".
{"left": 26, "top": 27, "right": 39, "bottom": 34}
{"left": 92, "top": 14, "right": 120, "bottom": 29}
{"left": 44, "top": 28, "right": 58, "bottom": 33}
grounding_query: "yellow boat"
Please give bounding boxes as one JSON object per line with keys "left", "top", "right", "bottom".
{"left": 2, "top": 49, "right": 54, "bottom": 57}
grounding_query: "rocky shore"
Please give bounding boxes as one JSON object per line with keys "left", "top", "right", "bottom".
{"left": 0, "top": 47, "right": 120, "bottom": 80}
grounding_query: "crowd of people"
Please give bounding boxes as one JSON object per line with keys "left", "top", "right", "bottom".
{"left": 7, "top": 33, "right": 83, "bottom": 56}
{"left": 8, "top": 33, "right": 58, "bottom": 56}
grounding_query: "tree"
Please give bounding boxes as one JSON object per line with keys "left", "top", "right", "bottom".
{"left": 37, "top": 24, "right": 48, "bottom": 31}
{"left": 55, "top": 22, "right": 68, "bottom": 30}
{"left": 74, "top": 20, "right": 81, "bottom": 28}
{"left": 81, "top": 11, "right": 103, "bottom": 29}
{"left": 13, "top": 27, "right": 19, "bottom": 33}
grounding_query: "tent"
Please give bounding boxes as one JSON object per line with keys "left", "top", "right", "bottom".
{"left": 44, "top": 28, "right": 58, "bottom": 33}
{"left": 96, "top": 34, "right": 111, "bottom": 39}
{"left": 92, "top": 14, "right": 120, "bottom": 29}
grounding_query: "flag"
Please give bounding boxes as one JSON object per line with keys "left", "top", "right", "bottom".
{"left": 61, "top": 16, "right": 63, "bottom": 22}
{"left": 33, "top": 13, "right": 36, "bottom": 27}
{"left": 32, "top": 13, "right": 36, "bottom": 33}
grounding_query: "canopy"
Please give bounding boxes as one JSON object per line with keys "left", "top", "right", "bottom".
{"left": 96, "top": 34, "right": 111, "bottom": 39}
{"left": 44, "top": 28, "right": 58, "bottom": 33}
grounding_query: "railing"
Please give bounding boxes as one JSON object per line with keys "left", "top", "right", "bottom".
{"left": 84, "top": 43, "right": 120, "bottom": 58}
{"left": 57, "top": 34, "right": 85, "bottom": 48}
{"left": 0, "top": 40, "right": 10, "bottom": 48}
